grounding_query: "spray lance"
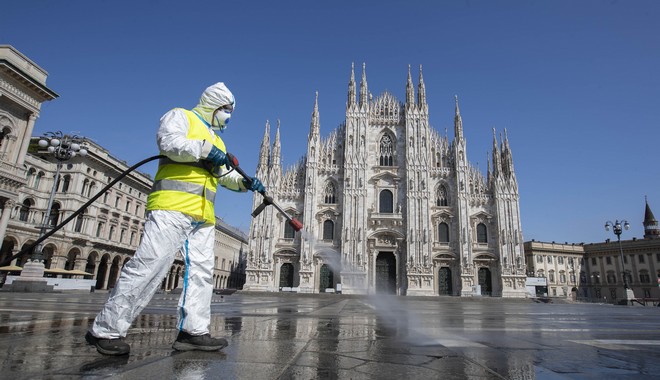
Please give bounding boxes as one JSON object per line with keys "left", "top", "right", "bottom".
{"left": 225, "top": 153, "right": 303, "bottom": 232}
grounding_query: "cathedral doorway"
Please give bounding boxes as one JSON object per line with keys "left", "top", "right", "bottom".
{"left": 438, "top": 267, "right": 452, "bottom": 295}
{"left": 478, "top": 267, "right": 492, "bottom": 296}
{"left": 319, "top": 264, "right": 334, "bottom": 292}
{"left": 279, "top": 263, "right": 295, "bottom": 288}
{"left": 375, "top": 252, "right": 396, "bottom": 294}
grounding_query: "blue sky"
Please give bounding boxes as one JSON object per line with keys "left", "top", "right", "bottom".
{"left": 2, "top": 0, "right": 659, "bottom": 243}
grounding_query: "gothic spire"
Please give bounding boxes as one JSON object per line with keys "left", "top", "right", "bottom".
{"left": 272, "top": 119, "right": 282, "bottom": 170}
{"left": 347, "top": 62, "right": 356, "bottom": 108}
{"left": 454, "top": 95, "right": 464, "bottom": 140}
{"left": 502, "top": 128, "right": 515, "bottom": 176}
{"left": 491, "top": 128, "right": 502, "bottom": 177}
{"left": 417, "top": 64, "right": 427, "bottom": 108}
{"left": 258, "top": 120, "right": 271, "bottom": 169}
{"left": 359, "top": 62, "right": 368, "bottom": 108}
{"left": 406, "top": 64, "right": 415, "bottom": 107}
{"left": 644, "top": 196, "right": 660, "bottom": 239}
{"left": 309, "top": 91, "right": 320, "bottom": 141}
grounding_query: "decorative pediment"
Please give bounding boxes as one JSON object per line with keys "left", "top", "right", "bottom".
{"left": 367, "top": 230, "right": 405, "bottom": 247}
{"left": 315, "top": 208, "right": 340, "bottom": 221}
{"left": 431, "top": 209, "right": 454, "bottom": 222}
{"left": 370, "top": 171, "right": 400, "bottom": 186}
{"left": 470, "top": 211, "right": 493, "bottom": 224}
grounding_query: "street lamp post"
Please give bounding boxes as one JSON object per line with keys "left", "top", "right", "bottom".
{"left": 17, "top": 132, "right": 87, "bottom": 290}
{"left": 605, "top": 219, "right": 634, "bottom": 304}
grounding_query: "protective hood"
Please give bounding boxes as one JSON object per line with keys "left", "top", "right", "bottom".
{"left": 192, "top": 82, "right": 235, "bottom": 128}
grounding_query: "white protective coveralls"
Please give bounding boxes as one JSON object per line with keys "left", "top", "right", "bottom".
{"left": 90, "top": 83, "right": 246, "bottom": 339}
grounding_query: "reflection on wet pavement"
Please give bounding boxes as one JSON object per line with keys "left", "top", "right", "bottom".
{"left": 0, "top": 292, "right": 658, "bottom": 379}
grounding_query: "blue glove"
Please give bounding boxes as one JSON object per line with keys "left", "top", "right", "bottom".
{"left": 243, "top": 177, "right": 265, "bottom": 193}
{"left": 206, "top": 145, "right": 227, "bottom": 167}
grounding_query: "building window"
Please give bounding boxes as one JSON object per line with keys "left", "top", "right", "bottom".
{"left": 379, "top": 190, "right": 393, "bottom": 213}
{"left": 639, "top": 271, "right": 650, "bottom": 283}
{"left": 130, "top": 231, "right": 136, "bottom": 245}
{"left": 284, "top": 222, "right": 295, "bottom": 239}
{"left": 61, "top": 175, "right": 71, "bottom": 193}
{"left": 547, "top": 256, "right": 553, "bottom": 264}
{"left": 558, "top": 256, "right": 564, "bottom": 264}
{"left": 125, "top": 200, "right": 131, "bottom": 213}
{"left": 638, "top": 254, "right": 645, "bottom": 264}
{"left": 324, "top": 182, "right": 336, "bottom": 204}
{"left": 26, "top": 168, "right": 35, "bottom": 187}
{"left": 322, "top": 220, "right": 334, "bottom": 241}
{"left": 592, "top": 272, "right": 600, "bottom": 284}
{"left": 438, "top": 222, "right": 449, "bottom": 243}
{"left": 48, "top": 203, "right": 61, "bottom": 227}
{"left": 19, "top": 199, "right": 32, "bottom": 222}
{"left": 560, "top": 272, "right": 566, "bottom": 283}
{"left": 591, "top": 257, "right": 596, "bottom": 265}
{"left": 379, "top": 134, "right": 394, "bottom": 166}
{"left": 74, "top": 209, "right": 86, "bottom": 233}
{"left": 476, "top": 223, "right": 487, "bottom": 243}
{"left": 623, "top": 255, "right": 628, "bottom": 264}
{"left": 109, "top": 225, "right": 115, "bottom": 240}
{"left": 115, "top": 196, "right": 120, "bottom": 208}
{"left": 606, "top": 256, "right": 612, "bottom": 265}
{"left": 548, "top": 270, "right": 555, "bottom": 283}
{"left": 120, "top": 229, "right": 126, "bottom": 243}
{"left": 35, "top": 172, "right": 44, "bottom": 189}
{"left": 606, "top": 271, "right": 616, "bottom": 284}
{"left": 536, "top": 255, "right": 543, "bottom": 263}
{"left": 624, "top": 272, "right": 633, "bottom": 285}
{"left": 436, "top": 185, "right": 448, "bottom": 206}
{"left": 82, "top": 179, "right": 89, "bottom": 196}
{"left": 96, "top": 222, "right": 104, "bottom": 238}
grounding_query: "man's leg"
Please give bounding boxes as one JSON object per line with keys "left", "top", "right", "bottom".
{"left": 88, "top": 211, "right": 193, "bottom": 354}
{"left": 173, "top": 223, "right": 227, "bottom": 351}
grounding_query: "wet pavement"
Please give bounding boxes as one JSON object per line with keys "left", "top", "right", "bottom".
{"left": 0, "top": 292, "right": 658, "bottom": 379}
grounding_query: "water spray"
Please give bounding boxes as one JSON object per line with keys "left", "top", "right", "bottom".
{"left": 225, "top": 153, "right": 303, "bottom": 232}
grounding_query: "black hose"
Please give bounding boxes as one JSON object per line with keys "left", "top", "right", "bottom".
{"left": 0, "top": 154, "right": 165, "bottom": 268}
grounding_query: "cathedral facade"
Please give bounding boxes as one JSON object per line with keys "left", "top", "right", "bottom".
{"left": 243, "top": 64, "right": 527, "bottom": 297}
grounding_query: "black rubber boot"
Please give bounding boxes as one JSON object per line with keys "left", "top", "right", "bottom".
{"left": 85, "top": 331, "right": 130, "bottom": 356}
{"left": 172, "top": 331, "right": 228, "bottom": 351}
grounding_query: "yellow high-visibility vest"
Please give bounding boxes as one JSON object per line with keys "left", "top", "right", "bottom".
{"left": 146, "top": 109, "right": 226, "bottom": 222}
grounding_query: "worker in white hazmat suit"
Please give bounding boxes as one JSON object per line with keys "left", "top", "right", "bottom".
{"left": 85, "top": 82, "right": 265, "bottom": 356}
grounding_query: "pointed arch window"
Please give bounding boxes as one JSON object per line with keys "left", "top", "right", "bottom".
{"left": 436, "top": 185, "right": 448, "bottom": 206}
{"left": 476, "top": 223, "right": 488, "bottom": 243}
{"left": 379, "top": 190, "right": 393, "bottom": 213}
{"left": 284, "top": 222, "right": 295, "bottom": 239}
{"left": 323, "top": 220, "right": 334, "bottom": 241}
{"left": 379, "top": 134, "right": 394, "bottom": 166}
{"left": 324, "top": 182, "right": 336, "bottom": 204}
{"left": 438, "top": 222, "right": 449, "bottom": 243}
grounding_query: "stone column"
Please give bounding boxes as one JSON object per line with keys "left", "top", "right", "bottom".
{"left": 16, "top": 114, "right": 37, "bottom": 165}
{"left": 0, "top": 199, "right": 15, "bottom": 244}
